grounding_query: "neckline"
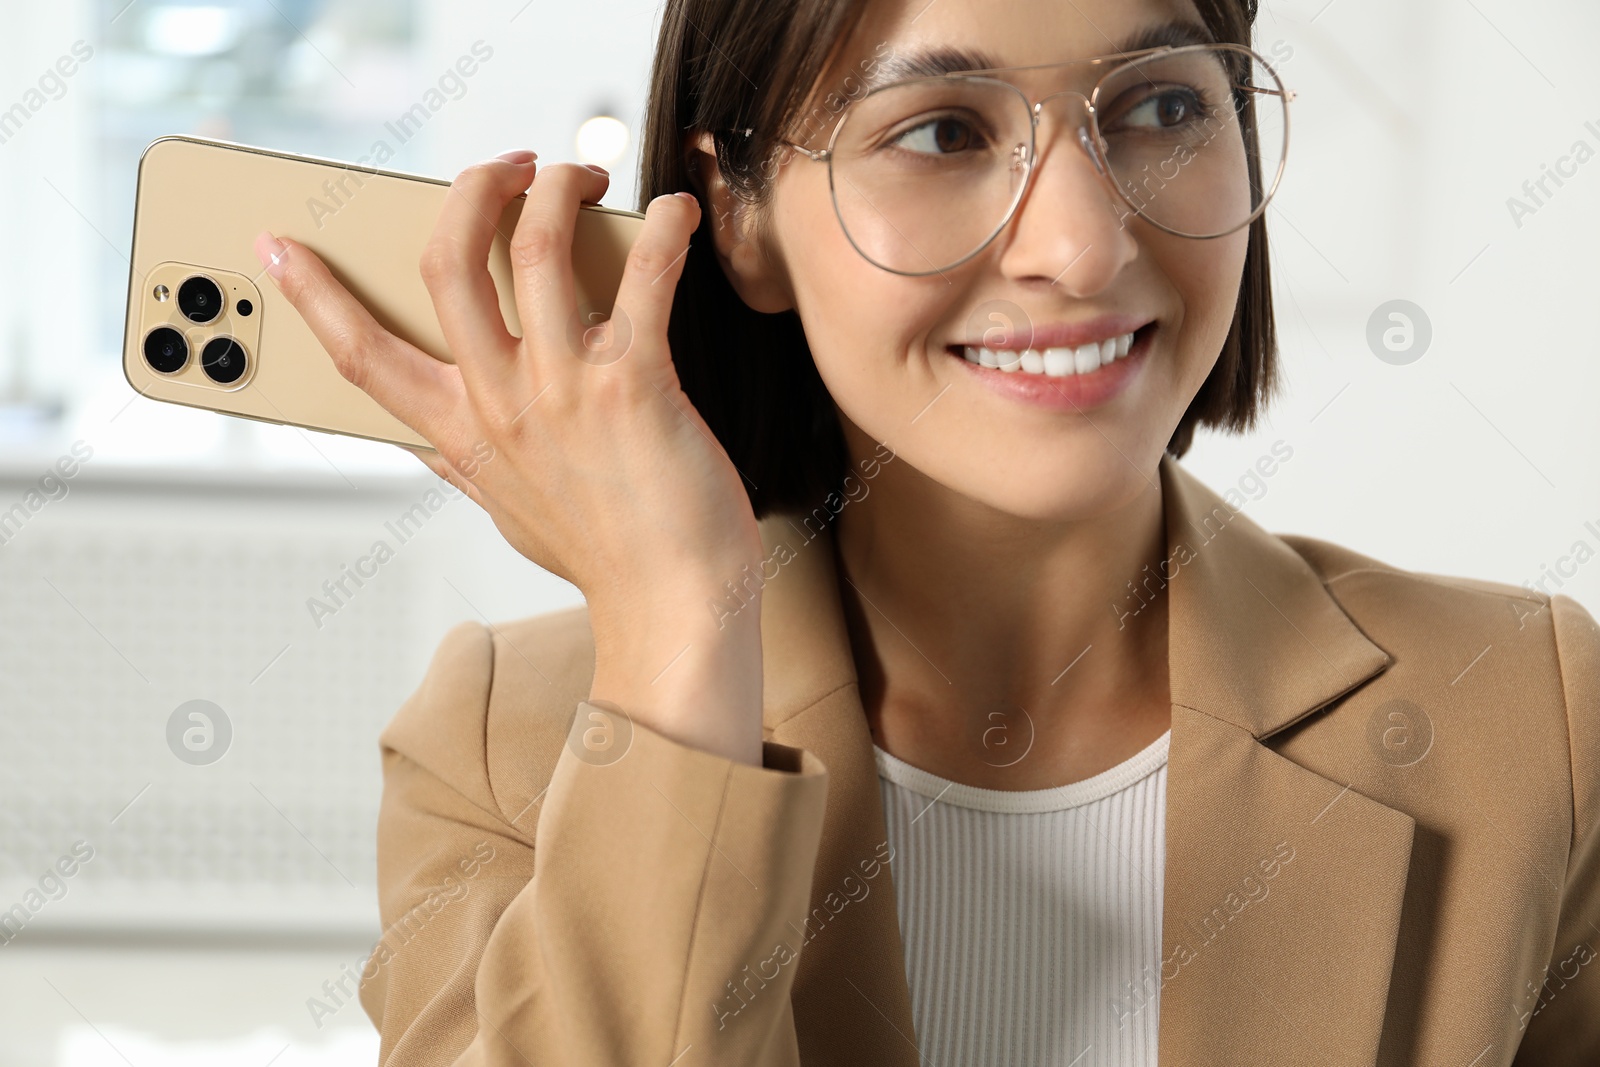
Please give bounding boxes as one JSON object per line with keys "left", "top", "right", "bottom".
{"left": 873, "top": 728, "right": 1171, "bottom": 814}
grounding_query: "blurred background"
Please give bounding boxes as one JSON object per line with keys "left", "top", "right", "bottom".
{"left": 0, "top": 0, "right": 1595, "bottom": 1062}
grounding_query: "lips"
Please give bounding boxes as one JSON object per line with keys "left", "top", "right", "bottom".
{"left": 946, "top": 322, "right": 1155, "bottom": 412}
{"left": 960, "top": 331, "right": 1136, "bottom": 377}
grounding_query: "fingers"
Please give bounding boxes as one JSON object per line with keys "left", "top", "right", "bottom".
{"left": 420, "top": 153, "right": 536, "bottom": 387}
{"left": 506, "top": 163, "right": 611, "bottom": 354}
{"left": 607, "top": 191, "right": 701, "bottom": 357}
{"left": 256, "top": 231, "right": 463, "bottom": 446}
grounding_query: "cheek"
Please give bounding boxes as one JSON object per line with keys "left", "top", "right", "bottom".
{"left": 775, "top": 170, "right": 950, "bottom": 419}
{"left": 1160, "top": 228, "right": 1250, "bottom": 386}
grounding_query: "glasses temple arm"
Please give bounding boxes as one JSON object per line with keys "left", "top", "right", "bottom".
{"left": 777, "top": 140, "right": 830, "bottom": 162}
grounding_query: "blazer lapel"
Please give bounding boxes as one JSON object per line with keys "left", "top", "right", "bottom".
{"left": 751, "top": 453, "right": 1414, "bottom": 1067}
{"left": 1153, "top": 455, "right": 1413, "bottom": 1066}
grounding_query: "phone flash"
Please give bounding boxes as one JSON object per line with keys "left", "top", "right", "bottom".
{"left": 154, "top": 284, "right": 171, "bottom": 302}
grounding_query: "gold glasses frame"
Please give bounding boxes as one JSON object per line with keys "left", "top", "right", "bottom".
{"left": 772, "top": 42, "right": 1297, "bottom": 277}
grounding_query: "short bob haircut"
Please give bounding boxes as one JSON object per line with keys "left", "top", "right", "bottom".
{"left": 639, "top": 0, "right": 1278, "bottom": 521}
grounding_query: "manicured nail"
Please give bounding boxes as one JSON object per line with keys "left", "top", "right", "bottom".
{"left": 497, "top": 149, "right": 537, "bottom": 164}
{"left": 583, "top": 164, "right": 610, "bottom": 176}
{"left": 254, "top": 231, "right": 287, "bottom": 281}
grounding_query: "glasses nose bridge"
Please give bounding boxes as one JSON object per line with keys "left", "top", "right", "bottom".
{"left": 1024, "top": 87, "right": 1105, "bottom": 175}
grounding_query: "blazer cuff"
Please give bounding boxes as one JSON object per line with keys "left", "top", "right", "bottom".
{"left": 513, "top": 706, "right": 828, "bottom": 1062}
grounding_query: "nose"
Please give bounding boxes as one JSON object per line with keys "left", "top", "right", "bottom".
{"left": 994, "top": 90, "right": 1139, "bottom": 295}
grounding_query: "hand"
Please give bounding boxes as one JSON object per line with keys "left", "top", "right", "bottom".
{"left": 257, "top": 153, "right": 769, "bottom": 764}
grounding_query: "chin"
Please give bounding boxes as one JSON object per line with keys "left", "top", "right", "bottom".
{"left": 937, "top": 444, "right": 1164, "bottom": 525}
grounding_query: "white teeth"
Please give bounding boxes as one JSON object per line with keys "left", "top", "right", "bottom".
{"left": 1074, "top": 343, "right": 1102, "bottom": 374}
{"left": 1043, "top": 347, "right": 1075, "bottom": 377}
{"left": 962, "top": 331, "right": 1137, "bottom": 378}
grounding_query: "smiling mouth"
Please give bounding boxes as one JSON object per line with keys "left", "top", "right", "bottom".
{"left": 950, "top": 324, "right": 1155, "bottom": 378}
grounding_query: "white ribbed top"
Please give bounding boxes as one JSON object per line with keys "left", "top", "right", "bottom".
{"left": 875, "top": 729, "right": 1170, "bottom": 1067}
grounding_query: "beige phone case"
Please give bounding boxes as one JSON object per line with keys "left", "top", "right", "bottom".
{"left": 123, "top": 135, "right": 645, "bottom": 450}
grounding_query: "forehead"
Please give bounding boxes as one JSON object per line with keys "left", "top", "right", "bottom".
{"left": 833, "top": 0, "right": 1213, "bottom": 86}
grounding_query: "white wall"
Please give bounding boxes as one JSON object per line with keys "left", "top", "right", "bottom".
{"left": 0, "top": 3, "right": 96, "bottom": 407}
{"left": 406, "top": 0, "right": 661, "bottom": 210}
{"left": 1183, "top": 0, "right": 1600, "bottom": 612}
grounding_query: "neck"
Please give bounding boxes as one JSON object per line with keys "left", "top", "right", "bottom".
{"left": 831, "top": 424, "right": 1172, "bottom": 791}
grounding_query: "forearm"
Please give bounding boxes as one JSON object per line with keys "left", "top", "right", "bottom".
{"left": 588, "top": 572, "right": 766, "bottom": 767}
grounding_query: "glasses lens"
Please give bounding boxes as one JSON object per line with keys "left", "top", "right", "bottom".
{"left": 825, "top": 46, "right": 1288, "bottom": 273}
{"left": 830, "top": 78, "right": 1033, "bottom": 275}
{"left": 1093, "top": 44, "right": 1287, "bottom": 238}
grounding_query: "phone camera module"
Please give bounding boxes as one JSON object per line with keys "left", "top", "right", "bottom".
{"left": 202, "top": 337, "right": 248, "bottom": 385}
{"left": 178, "top": 275, "right": 226, "bottom": 324}
{"left": 143, "top": 326, "right": 189, "bottom": 374}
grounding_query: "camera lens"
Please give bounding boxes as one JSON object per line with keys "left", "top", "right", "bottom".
{"left": 143, "top": 326, "right": 189, "bottom": 374}
{"left": 202, "top": 337, "right": 248, "bottom": 385}
{"left": 236, "top": 299, "right": 254, "bottom": 317}
{"left": 178, "top": 276, "right": 226, "bottom": 324}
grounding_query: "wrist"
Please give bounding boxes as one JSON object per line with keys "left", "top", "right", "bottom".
{"left": 588, "top": 556, "right": 766, "bottom": 644}
{"left": 589, "top": 619, "right": 764, "bottom": 766}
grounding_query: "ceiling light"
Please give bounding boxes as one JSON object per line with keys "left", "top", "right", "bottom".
{"left": 144, "top": 6, "right": 243, "bottom": 57}
{"left": 576, "top": 115, "right": 630, "bottom": 166}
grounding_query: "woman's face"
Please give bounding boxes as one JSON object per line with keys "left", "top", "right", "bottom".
{"left": 756, "top": 0, "right": 1251, "bottom": 523}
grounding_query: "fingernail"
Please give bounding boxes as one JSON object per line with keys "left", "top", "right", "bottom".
{"left": 674, "top": 191, "right": 698, "bottom": 204}
{"left": 497, "top": 149, "right": 537, "bottom": 164}
{"left": 583, "top": 164, "right": 610, "bottom": 176}
{"left": 254, "top": 231, "right": 287, "bottom": 281}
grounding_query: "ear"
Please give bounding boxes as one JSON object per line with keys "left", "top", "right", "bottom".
{"left": 685, "top": 130, "right": 794, "bottom": 314}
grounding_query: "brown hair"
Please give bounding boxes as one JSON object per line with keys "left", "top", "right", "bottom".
{"left": 639, "top": 0, "right": 1277, "bottom": 519}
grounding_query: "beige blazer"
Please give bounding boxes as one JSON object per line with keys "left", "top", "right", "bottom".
{"left": 357, "top": 453, "right": 1600, "bottom": 1066}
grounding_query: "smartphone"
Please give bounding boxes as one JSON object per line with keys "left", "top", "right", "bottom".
{"left": 123, "top": 136, "right": 646, "bottom": 451}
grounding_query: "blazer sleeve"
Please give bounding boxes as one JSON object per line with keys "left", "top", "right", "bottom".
{"left": 1511, "top": 594, "right": 1600, "bottom": 1064}
{"left": 357, "top": 620, "right": 831, "bottom": 1066}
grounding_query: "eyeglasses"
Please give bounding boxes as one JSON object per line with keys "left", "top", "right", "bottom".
{"left": 771, "top": 43, "right": 1294, "bottom": 277}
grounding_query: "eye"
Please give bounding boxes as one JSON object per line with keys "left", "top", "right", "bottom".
{"left": 891, "top": 115, "right": 983, "bottom": 155}
{"left": 1113, "top": 87, "right": 1207, "bottom": 131}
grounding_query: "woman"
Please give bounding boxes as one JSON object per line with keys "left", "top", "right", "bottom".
{"left": 256, "top": 0, "right": 1600, "bottom": 1062}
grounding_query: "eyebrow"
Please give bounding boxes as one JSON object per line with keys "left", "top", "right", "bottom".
{"left": 864, "top": 19, "right": 1217, "bottom": 88}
